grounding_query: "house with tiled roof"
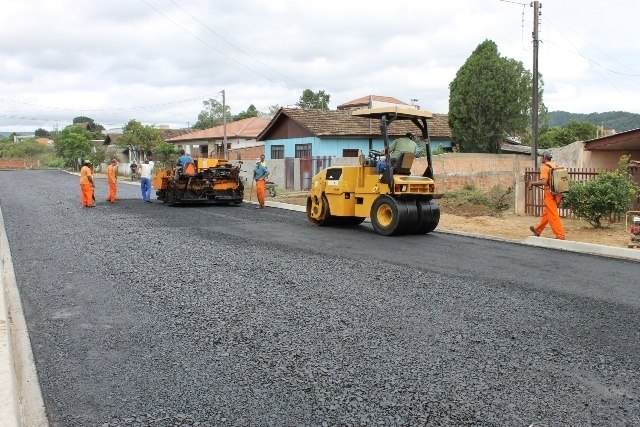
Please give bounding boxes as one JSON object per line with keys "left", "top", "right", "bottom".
{"left": 258, "top": 107, "right": 452, "bottom": 160}
{"left": 166, "top": 117, "right": 270, "bottom": 160}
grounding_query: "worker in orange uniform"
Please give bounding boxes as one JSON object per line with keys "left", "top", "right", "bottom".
{"left": 80, "top": 160, "right": 95, "bottom": 207}
{"left": 528, "top": 151, "right": 565, "bottom": 240}
{"left": 253, "top": 157, "right": 269, "bottom": 209}
{"left": 106, "top": 159, "right": 118, "bottom": 203}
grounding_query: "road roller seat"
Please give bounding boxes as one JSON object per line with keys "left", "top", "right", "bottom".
{"left": 393, "top": 152, "right": 415, "bottom": 175}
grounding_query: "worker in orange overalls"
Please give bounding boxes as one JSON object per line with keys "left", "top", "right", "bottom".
{"left": 106, "top": 159, "right": 118, "bottom": 203}
{"left": 79, "top": 160, "right": 95, "bottom": 207}
{"left": 253, "top": 156, "right": 269, "bottom": 209}
{"left": 528, "top": 151, "right": 565, "bottom": 240}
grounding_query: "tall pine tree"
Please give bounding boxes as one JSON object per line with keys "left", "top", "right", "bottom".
{"left": 448, "top": 40, "right": 536, "bottom": 153}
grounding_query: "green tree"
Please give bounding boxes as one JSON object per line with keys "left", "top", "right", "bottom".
{"left": 448, "top": 39, "right": 536, "bottom": 153}
{"left": 538, "top": 126, "right": 574, "bottom": 148}
{"left": 116, "top": 119, "right": 164, "bottom": 162}
{"left": 566, "top": 120, "right": 598, "bottom": 141}
{"left": 34, "top": 128, "right": 51, "bottom": 138}
{"left": 562, "top": 155, "right": 638, "bottom": 228}
{"left": 154, "top": 141, "right": 179, "bottom": 167}
{"left": 296, "top": 89, "right": 330, "bottom": 110}
{"left": 233, "top": 104, "right": 259, "bottom": 121}
{"left": 0, "top": 139, "right": 49, "bottom": 159}
{"left": 538, "top": 120, "right": 599, "bottom": 148}
{"left": 194, "top": 98, "right": 232, "bottom": 129}
{"left": 87, "top": 148, "right": 108, "bottom": 172}
{"left": 72, "top": 116, "right": 105, "bottom": 133}
{"left": 55, "top": 125, "right": 93, "bottom": 169}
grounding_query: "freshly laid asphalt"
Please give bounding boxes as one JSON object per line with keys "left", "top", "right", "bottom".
{"left": 1, "top": 169, "right": 639, "bottom": 426}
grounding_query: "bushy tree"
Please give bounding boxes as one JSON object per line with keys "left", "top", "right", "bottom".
{"left": 0, "top": 139, "right": 50, "bottom": 159}
{"left": 116, "top": 119, "right": 164, "bottom": 162}
{"left": 296, "top": 89, "right": 330, "bottom": 110}
{"left": 538, "top": 120, "right": 599, "bottom": 148}
{"left": 194, "top": 98, "right": 232, "bottom": 129}
{"left": 154, "top": 141, "right": 178, "bottom": 167}
{"left": 72, "top": 116, "right": 105, "bottom": 134}
{"left": 562, "top": 155, "right": 639, "bottom": 228}
{"left": 234, "top": 104, "right": 259, "bottom": 121}
{"left": 538, "top": 127, "right": 575, "bottom": 148}
{"left": 87, "top": 148, "right": 108, "bottom": 172}
{"left": 34, "top": 128, "right": 51, "bottom": 138}
{"left": 55, "top": 125, "right": 93, "bottom": 169}
{"left": 448, "top": 39, "right": 536, "bottom": 153}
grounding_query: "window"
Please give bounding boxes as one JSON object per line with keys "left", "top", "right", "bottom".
{"left": 326, "top": 168, "right": 342, "bottom": 180}
{"left": 271, "top": 145, "right": 284, "bottom": 159}
{"left": 342, "top": 149, "right": 359, "bottom": 157}
{"left": 295, "top": 143, "right": 312, "bottom": 158}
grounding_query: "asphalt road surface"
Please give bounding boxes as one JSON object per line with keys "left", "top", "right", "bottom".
{"left": 1, "top": 170, "right": 639, "bottom": 426}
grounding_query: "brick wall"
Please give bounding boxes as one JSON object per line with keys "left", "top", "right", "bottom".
{"left": 412, "top": 153, "right": 529, "bottom": 193}
{"left": 0, "top": 158, "right": 39, "bottom": 169}
{"left": 228, "top": 146, "right": 264, "bottom": 161}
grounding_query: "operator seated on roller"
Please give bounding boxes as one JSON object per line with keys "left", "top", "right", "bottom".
{"left": 376, "top": 133, "right": 417, "bottom": 173}
{"left": 175, "top": 149, "right": 195, "bottom": 180}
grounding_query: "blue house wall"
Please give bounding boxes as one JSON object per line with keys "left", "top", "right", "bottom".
{"left": 265, "top": 136, "right": 452, "bottom": 158}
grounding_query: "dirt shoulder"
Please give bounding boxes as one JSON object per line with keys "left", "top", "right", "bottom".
{"left": 270, "top": 193, "right": 632, "bottom": 249}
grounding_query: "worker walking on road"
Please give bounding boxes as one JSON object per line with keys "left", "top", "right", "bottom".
{"left": 80, "top": 160, "right": 95, "bottom": 207}
{"left": 106, "top": 159, "right": 118, "bottom": 203}
{"left": 139, "top": 159, "right": 153, "bottom": 203}
{"left": 253, "top": 157, "right": 269, "bottom": 209}
{"left": 528, "top": 151, "right": 566, "bottom": 240}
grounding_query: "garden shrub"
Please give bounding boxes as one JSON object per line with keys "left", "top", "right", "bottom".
{"left": 561, "top": 156, "right": 639, "bottom": 228}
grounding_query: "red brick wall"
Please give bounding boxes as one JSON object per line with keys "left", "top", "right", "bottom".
{"left": 412, "top": 153, "right": 530, "bottom": 193}
{"left": 0, "top": 159, "right": 39, "bottom": 169}
{"left": 228, "top": 146, "right": 264, "bottom": 161}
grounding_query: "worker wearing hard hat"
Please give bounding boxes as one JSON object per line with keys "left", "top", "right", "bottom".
{"left": 528, "top": 151, "right": 565, "bottom": 240}
{"left": 79, "top": 160, "right": 95, "bottom": 207}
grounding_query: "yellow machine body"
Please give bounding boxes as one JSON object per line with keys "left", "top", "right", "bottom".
{"left": 306, "top": 106, "right": 441, "bottom": 236}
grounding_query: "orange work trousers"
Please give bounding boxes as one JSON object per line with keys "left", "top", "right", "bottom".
{"left": 533, "top": 190, "right": 565, "bottom": 240}
{"left": 107, "top": 182, "right": 117, "bottom": 203}
{"left": 80, "top": 184, "right": 94, "bottom": 207}
{"left": 256, "top": 179, "right": 266, "bottom": 208}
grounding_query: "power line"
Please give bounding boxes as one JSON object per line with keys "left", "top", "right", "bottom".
{"left": 140, "top": 0, "right": 292, "bottom": 87}
{"left": 166, "top": 0, "right": 304, "bottom": 88}
{"left": 0, "top": 92, "right": 221, "bottom": 114}
{"left": 544, "top": 16, "right": 640, "bottom": 77}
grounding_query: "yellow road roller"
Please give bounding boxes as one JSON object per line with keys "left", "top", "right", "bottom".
{"left": 306, "top": 106, "right": 440, "bottom": 236}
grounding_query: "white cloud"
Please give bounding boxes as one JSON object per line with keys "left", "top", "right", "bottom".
{"left": 2, "top": 0, "right": 639, "bottom": 132}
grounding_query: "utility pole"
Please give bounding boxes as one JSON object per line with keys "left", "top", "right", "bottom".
{"left": 531, "top": 1, "right": 541, "bottom": 170}
{"left": 222, "top": 89, "right": 227, "bottom": 159}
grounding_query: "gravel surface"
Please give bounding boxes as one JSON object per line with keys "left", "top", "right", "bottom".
{"left": 1, "top": 170, "right": 639, "bottom": 426}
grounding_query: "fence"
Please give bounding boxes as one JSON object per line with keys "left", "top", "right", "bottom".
{"left": 524, "top": 168, "right": 625, "bottom": 220}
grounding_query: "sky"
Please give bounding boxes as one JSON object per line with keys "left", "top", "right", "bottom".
{"left": 2, "top": 0, "right": 640, "bottom": 133}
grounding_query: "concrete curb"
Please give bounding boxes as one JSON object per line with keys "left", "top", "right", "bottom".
{"left": 0, "top": 207, "right": 49, "bottom": 427}
{"left": 523, "top": 236, "right": 640, "bottom": 261}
